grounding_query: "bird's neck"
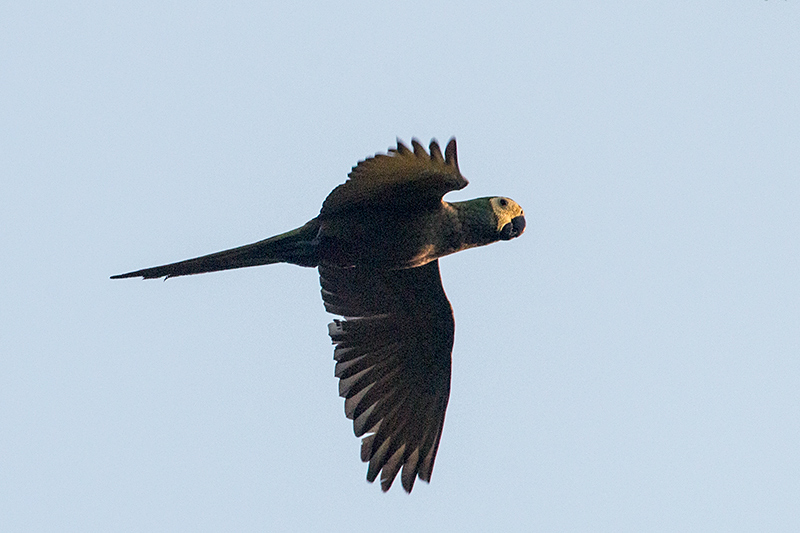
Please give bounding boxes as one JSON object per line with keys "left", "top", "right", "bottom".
{"left": 444, "top": 199, "right": 499, "bottom": 252}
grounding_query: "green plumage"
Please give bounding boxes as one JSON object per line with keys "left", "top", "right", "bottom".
{"left": 112, "top": 138, "right": 525, "bottom": 492}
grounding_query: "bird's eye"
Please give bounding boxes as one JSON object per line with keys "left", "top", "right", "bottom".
{"left": 499, "top": 198, "right": 508, "bottom": 207}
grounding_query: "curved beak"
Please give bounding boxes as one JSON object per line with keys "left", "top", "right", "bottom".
{"left": 499, "top": 215, "right": 526, "bottom": 241}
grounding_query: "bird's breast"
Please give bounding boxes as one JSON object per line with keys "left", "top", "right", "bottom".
{"left": 315, "top": 208, "right": 456, "bottom": 269}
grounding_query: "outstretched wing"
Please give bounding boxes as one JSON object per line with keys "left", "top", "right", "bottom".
{"left": 319, "top": 260, "right": 454, "bottom": 492}
{"left": 320, "top": 138, "right": 468, "bottom": 216}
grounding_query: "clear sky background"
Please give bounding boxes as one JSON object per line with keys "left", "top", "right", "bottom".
{"left": 2, "top": 2, "right": 798, "bottom": 531}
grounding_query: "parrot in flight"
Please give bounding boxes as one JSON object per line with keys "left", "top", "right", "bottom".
{"left": 112, "top": 138, "right": 526, "bottom": 492}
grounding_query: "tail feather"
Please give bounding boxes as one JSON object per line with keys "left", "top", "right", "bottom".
{"left": 111, "top": 218, "right": 320, "bottom": 280}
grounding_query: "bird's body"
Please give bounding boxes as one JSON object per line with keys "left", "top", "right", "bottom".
{"left": 113, "top": 138, "right": 525, "bottom": 492}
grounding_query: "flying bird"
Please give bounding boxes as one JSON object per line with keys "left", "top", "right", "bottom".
{"left": 112, "top": 138, "right": 525, "bottom": 492}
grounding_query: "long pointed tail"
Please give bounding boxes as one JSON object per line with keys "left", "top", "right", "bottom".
{"left": 111, "top": 218, "right": 320, "bottom": 280}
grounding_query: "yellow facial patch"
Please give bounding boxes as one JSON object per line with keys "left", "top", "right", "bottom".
{"left": 489, "top": 197, "right": 524, "bottom": 231}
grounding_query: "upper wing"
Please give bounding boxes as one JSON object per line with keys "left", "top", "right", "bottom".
{"left": 320, "top": 138, "right": 468, "bottom": 216}
{"left": 319, "top": 260, "right": 454, "bottom": 492}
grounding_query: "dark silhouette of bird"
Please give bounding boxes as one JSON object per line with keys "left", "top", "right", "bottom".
{"left": 112, "top": 138, "right": 526, "bottom": 492}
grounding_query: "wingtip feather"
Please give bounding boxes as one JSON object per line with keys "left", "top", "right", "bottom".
{"left": 429, "top": 139, "right": 443, "bottom": 163}
{"left": 445, "top": 137, "right": 458, "bottom": 169}
{"left": 394, "top": 138, "right": 411, "bottom": 154}
{"left": 411, "top": 138, "right": 426, "bottom": 157}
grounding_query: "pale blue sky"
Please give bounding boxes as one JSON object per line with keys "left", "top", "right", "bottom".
{"left": 2, "top": 2, "right": 799, "bottom": 531}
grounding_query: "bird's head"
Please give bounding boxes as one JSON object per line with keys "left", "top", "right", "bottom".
{"left": 489, "top": 197, "right": 526, "bottom": 240}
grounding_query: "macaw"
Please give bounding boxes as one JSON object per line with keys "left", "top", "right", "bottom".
{"left": 112, "top": 138, "right": 525, "bottom": 492}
